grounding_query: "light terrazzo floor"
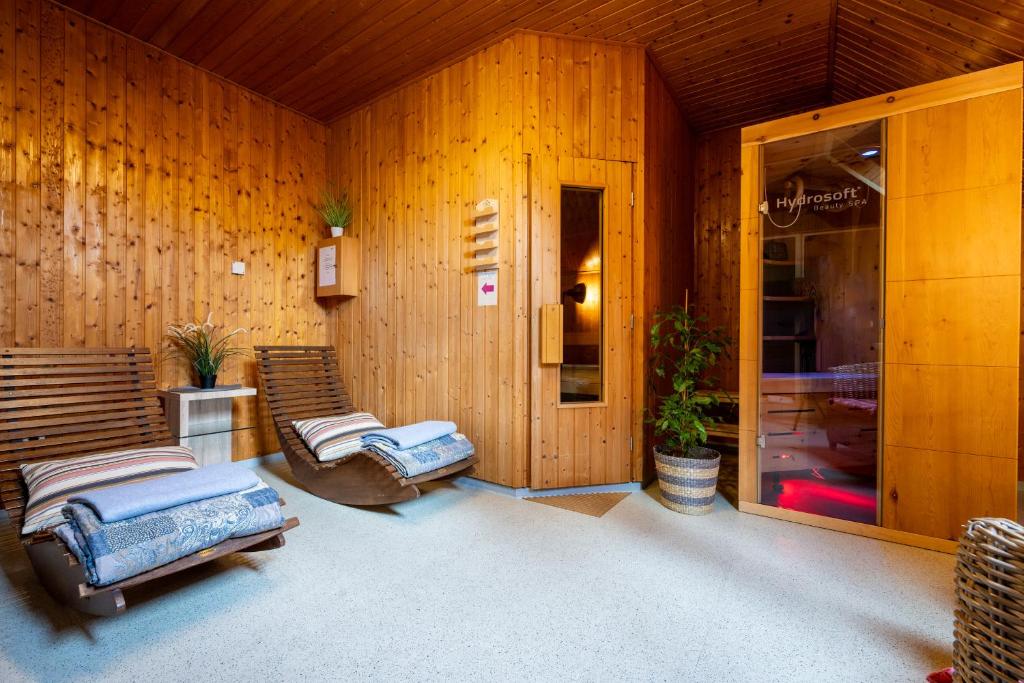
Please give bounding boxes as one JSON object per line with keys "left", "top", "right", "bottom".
{"left": 0, "top": 461, "right": 955, "bottom": 682}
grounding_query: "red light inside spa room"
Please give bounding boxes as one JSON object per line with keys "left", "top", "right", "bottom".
{"left": 774, "top": 478, "right": 876, "bottom": 523}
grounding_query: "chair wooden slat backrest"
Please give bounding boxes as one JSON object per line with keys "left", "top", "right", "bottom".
{"left": 0, "top": 348, "right": 173, "bottom": 530}
{"left": 255, "top": 346, "right": 354, "bottom": 423}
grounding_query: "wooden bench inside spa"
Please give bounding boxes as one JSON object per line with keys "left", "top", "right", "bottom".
{"left": 256, "top": 345, "right": 478, "bottom": 506}
{"left": 0, "top": 347, "right": 299, "bottom": 617}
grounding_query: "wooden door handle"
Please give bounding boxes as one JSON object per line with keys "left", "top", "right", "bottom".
{"left": 889, "top": 487, "right": 898, "bottom": 502}
{"left": 540, "top": 304, "right": 563, "bottom": 365}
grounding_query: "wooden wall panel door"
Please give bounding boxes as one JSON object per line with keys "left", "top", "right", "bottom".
{"left": 530, "top": 156, "right": 636, "bottom": 489}
{"left": 883, "top": 86, "right": 1023, "bottom": 540}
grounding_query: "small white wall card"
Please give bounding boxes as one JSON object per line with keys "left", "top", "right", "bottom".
{"left": 318, "top": 245, "right": 337, "bottom": 287}
{"left": 477, "top": 270, "right": 497, "bottom": 307}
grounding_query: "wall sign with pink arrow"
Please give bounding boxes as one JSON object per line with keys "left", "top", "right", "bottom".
{"left": 477, "top": 270, "right": 498, "bottom": 307}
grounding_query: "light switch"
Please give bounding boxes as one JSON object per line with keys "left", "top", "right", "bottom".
{"left": 231, "top": 261, "right": 245, "bottom": 275}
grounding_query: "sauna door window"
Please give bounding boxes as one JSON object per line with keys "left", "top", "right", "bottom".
{"left": 560, "top": 186, "right": 603, "bottom": 403}
{"left": 757, "top": 120, "right": 884, "bottom": 525}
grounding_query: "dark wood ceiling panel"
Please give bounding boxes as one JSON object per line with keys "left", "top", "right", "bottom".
{"left": 55, "top": 0, "right": 1024, "bottom": 130}
{"left": 831, "top": 0, "right": 1024, "bottom": 103}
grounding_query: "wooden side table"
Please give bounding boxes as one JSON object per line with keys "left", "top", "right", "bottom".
{"left": 157, "top": 386, "right": 258, "bottom": 466}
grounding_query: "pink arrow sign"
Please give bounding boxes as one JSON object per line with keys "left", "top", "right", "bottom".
{"left": 481, "top": 283, "right": 495, "bottom": 294}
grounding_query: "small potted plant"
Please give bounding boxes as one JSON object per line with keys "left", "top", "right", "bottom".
{"left": 165, "top": 314, "right": 248, "bottom": 389}
{"left": 315, "top": 186, "right": 352, "bottom": 238}
{"left": 649, "top": 304, "right": 731, "bottom": 515}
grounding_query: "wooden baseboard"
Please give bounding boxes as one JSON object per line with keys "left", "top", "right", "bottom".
{"left": 738, "top": 501, "right": 958, "bottom": 554}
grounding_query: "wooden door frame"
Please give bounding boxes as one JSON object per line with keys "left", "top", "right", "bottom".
{"left": 738, "top": 62, "right": 1023, "bottom": 554}
{"left": 527, "top": 154, "right": 640, "bottom": 490}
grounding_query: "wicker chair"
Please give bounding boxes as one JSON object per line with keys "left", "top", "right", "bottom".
{"left": 255, "top": 346, "right": 478, "bottom": 506}
{"left": 954, "top": 518, "right": 1024, "bottom": 681}
{"left": 822, "top": 361, "right": 878, "bottom": 476}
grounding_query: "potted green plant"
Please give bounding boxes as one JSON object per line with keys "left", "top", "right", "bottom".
{"left": 648, "top": 304, "right": 731, "bottom": 515}
{"left": 165, "top": 314, "right": 248, "bottom": 389}
{"left": 315, "top": 186, "right": 352, "bottom": 238}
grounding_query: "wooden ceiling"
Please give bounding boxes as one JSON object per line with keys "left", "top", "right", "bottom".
{"left": 57, "top": 0, "right": 1024, "bottom": 131}
{"left": 832, "top": 0, "right": 1024, "bottom": 104}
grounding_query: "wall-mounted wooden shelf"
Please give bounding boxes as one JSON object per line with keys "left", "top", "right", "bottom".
{"left": 316, "top": 235, "right": 360, "bottom": 297}
{"left": 467, "top": 198, "right": 499, "bottom": 272}
{"left": 471, "top": 206, "right": 498, "bottom": 221}
{"left": 470, "top": 224, "right": 499, "bottom": 237}
{"left": 467, "top": 257, "right": 499, "bottom": 271}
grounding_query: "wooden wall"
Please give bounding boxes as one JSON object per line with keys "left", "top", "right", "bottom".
{"left": 642, "top": 58, "right": 693, "bottom": 480}
{"left": 0, "top": 0, "right": 331, "bottom": 460}
{"left": 693, "top": 127, "right": 742, "bottom": 391}
{"left": 328, "top": 37, "right": 530, "bottom": 487}
{"left": 882, "top": 86, "right": 1022, "bottom": 539}
{"left": 329, "top": 31, "right": 689, "bottom": 487}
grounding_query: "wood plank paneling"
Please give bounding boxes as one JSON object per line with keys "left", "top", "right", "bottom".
{"left": 693, "top": 127, "right": 742, "bottom": 391}
{"left": 882, "top": 446, "right": 1017, "bottom": 540}
{"left": 328, "top": 34, "right": 682, "bottom": 488}
{"left": 887, "top": 88, "right": 1023, "bottom": 198}
{"left": 0, "top": 0, "right": 331, "bottom": 460}
{"left": 833, "top": 0, "right": 1024, "bottom": 105}
{"left": 884, "top": 364, "right": 1018, "bottom": 459}
{"left": 50, "top": 0, "right": 829, "bottom": 131}
{"left": 0, "top": 1, "right": 14, "bottom": 348}
{"left": 641, "top": 58, "right": 693, "bottom": 481}
{"left": 328, "top": 38, "right": 527, "bottom": 487}
{"left": 886, "top": 183, "right": 1022, "bottom": 282}
{"left": 884, "top": 85, "right": 1022, "bottom": 532}
{"left": 885, "top": 277, "right": 1020, "bottom": 368}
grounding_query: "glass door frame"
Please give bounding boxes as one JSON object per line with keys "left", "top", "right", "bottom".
{"left": 754, "top": 120, "right": 887, "bottom": 527}
{"left": 558, "top": 183, "right": 607, "bottom": 408}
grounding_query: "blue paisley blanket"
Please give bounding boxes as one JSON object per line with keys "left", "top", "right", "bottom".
{"left": 361, "top": 432, "right": 474, "bottom": 478}
{"left": 54, "top": 483, "right": 284, "bottom": 586}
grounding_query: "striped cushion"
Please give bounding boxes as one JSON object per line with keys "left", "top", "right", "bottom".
{"left": 20, "top": 446, "right": 199, "bottom": 536}
{"left": 293, "top": 412, "right": 384, "bottom": 463}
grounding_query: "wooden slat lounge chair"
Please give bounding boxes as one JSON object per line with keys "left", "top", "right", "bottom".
{"left": 256, "top": 346, "right": 478, "bottom": 506}
{"left": 0, "top": 347, "right": 299, "bottom": 617}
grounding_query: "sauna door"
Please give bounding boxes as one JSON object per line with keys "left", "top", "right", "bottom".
{"left": 530, "top": 157, "right": 636, "bottom": 489}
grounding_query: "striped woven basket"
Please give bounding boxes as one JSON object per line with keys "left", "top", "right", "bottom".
{"left": 653, "top": 446, "right": 720, "bottom": 515}
{"left": 953, "top": 518, "right": 1024, "bottom": 682}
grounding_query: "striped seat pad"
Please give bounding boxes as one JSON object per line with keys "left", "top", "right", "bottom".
{"left": 19, "top": 446, "right": 199, "bottom": 536}
{"left": 293, "top": 412, "right": 384, "bottom": 463}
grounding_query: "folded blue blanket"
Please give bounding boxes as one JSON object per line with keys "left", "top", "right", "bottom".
{"left": 362, "top": 432, "right": 474, "bottom": 478}
{"left": 55, "top": 483, "right": 284, "bottom": 586}
{"left": 361, "top": 420, "right": 457, "bottom": 450}
{"left": 68, "top": 462, "right": 260, "bottom": 523}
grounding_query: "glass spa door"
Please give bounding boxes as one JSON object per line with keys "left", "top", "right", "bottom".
{"left": 756, "top": 121, "right": 885, "bottom": 524}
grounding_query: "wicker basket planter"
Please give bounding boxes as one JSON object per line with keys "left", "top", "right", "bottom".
{"left": 953, "top": 518, "right": 1024, "bottom": 682}
{"left": 653, "top": 445, "right": 720, "bottom": 515}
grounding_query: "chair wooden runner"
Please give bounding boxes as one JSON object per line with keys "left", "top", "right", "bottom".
{"left": 0, "top": 347, "right": 298, "bottom": 616}
{"left": 256, "top": 346, "right": 478, "bottom": 506}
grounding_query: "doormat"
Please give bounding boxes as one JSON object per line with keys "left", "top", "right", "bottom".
{"left": 524, "top": 492, "right": 630, "bottom": 517}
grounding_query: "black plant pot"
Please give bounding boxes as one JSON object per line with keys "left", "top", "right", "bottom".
{"left": 198, "top": 374, "right": 217, "bottom": 389}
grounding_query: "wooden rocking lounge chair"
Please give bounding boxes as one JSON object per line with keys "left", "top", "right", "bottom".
{"left": 255, "top": 346, "right": 478, "bottom": 506}
{"left": 0, "top": 347, "right": 299, "bottom": 617}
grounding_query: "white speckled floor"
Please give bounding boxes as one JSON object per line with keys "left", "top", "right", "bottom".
{"left": 0, "top": 461, "right": 955, "bottom": 682}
